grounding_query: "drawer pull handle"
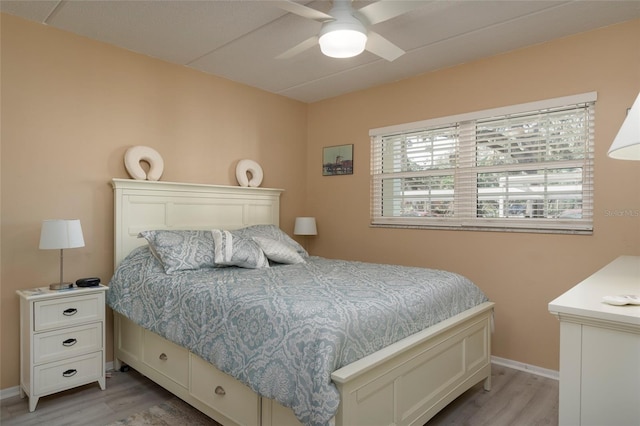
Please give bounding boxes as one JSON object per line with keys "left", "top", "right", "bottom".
{"left": 215, "top": 386, "right": 226, "bottom": 396}
{"left": 62, "top": 369, "right": 77, "bottom": 377}
{"left": 63, "top": 308, "right": 78, "bottom": 316}
{"left": 62, "top": 338, "right": 77, "bottom": 347}
{"left": 159, "top": 353, "right": 168, "bottom": 361}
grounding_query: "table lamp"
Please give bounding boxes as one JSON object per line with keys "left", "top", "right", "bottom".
{"left": 294, "top": 217, "right": 317, "bottom": 252}
{"left": 39, "top": 219, "right": 85, "bottom": 290}
{"left": 608, "top": 92, "right": 640, "bottom": 160}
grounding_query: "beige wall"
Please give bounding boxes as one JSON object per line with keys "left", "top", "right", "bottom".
{"left": 0, "top": 14, "right": 308, "bottom": 390}
{"left": 307, "top": 19, "right": 640, "bottom": 370}
{"left": 1, "top": 12, "right": 638, "bottom": 392}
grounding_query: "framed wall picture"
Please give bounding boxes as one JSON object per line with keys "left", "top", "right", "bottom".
{"left": 323, "top": 144, "right": 353, "bottom": 176}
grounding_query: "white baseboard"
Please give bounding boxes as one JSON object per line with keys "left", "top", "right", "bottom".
{"left": 1, "top": 359, "right": 555, "bottom": 400}
{"left": 0, "top": 385, "right": 20, "bottom": 400}
{"left": 0, "top": 361, "right": 115, "bottom": 401}
{"left": 491, "top": 356, "right": 559, "bottom": 380}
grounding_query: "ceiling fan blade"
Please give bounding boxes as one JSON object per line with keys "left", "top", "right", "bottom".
{"left": 276, "top": 36, "right": 319, "bottom": 59}
{"left": 274, "top": 1, "right": 334, "bottom": 22}
{"left": 356, "top": 0, "right": 428, "bottom": 26}
{"left": 365, "top": 31, "right": 405, "bottom": 61}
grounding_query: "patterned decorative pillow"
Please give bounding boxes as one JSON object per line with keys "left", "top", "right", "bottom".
{"left": 138, "top": 230, "right": 216, "bottom": 274}
{"left": 252, "top": 237, "right": 306, "bottom": 264}
{"left": 212, "top": 229, "right": 269, "bottom": 269}
{"left": 232, "top": 224, "right": 308, "bottom": 258}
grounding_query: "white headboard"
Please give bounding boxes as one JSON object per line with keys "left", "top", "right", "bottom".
{"left": 112, "top": 178, "right": 283, "bottom": 267}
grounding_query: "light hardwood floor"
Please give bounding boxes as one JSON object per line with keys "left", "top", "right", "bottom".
{"left": 428, "top": 364, "right": 558, "bottom": 425}
{"left": 1, "top": 363, "right": 558, "bottom": 426}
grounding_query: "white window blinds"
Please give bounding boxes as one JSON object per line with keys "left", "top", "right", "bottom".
{"left": 370, "top": 93, "right": 596, "bottom": 233}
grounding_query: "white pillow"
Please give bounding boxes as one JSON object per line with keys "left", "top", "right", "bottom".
{"left": 253, "top": 237, "right": 306, "bottom": 264}
{"left": 232, "top": 224, "right": 308, "bottom": 258}
{"left": 138, "top": 230, "right": 216, "bottom": 274}
{"left": 211, "top": 229, "right": 269, "bottom": 269}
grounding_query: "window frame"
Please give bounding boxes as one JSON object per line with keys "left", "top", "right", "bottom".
{"left": 370, "top": 92, "right": 596, "bottom": 234}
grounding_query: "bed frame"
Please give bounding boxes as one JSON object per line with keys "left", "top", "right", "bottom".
{"left": 111, "top": 178, "right": 494, "bottom": 426}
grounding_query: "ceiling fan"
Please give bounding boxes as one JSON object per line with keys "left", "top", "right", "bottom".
{"left": 275, "top": 0, "right": 426, "bottom": 61}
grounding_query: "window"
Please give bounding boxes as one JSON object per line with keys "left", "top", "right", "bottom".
{"left": 370, "top": 93, "right": 596, "bottom": 233}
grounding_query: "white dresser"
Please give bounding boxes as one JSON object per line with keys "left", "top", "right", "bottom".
{"left": 548, "top": 255, "right": 640, "bottom": 426}
{"left": 17, "top": 285, "right": 107, "bottom": 411}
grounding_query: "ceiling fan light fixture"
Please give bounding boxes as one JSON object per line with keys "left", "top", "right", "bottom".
{"left": 318, "top": 5, "right": 368, "bottom": 60}
{"left": 319, "top": 29, "right": 367, "bottom": 58}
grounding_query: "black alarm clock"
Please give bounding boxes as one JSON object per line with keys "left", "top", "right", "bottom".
{"left": 76, "top": 277, "right": 101, "bottom": 287}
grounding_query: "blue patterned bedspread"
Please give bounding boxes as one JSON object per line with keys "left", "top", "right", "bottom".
{"left": 107, "top": 246, "right": 488, "bottom": 426}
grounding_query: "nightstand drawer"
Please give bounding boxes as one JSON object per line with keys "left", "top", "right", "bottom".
{"left": 143, "top": 330, "right": 189, "bottom": 387}
{"left": 34, "top": 323, "right": 103, "bottom": 364}
{"left": 34, "top": 294, "right": 103, "bottom": 331}
{"left": 33, "top": 351, "right": 103, "bottom": 395}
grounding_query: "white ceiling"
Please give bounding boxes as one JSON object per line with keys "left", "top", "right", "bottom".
{"left": 2, "top": 0, "right": 638, "bottom": 103}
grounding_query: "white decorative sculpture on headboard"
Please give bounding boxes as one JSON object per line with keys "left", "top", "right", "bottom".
{"left": 235, "top": 159, "right": 264, "bottom": 187}
{"left": 124, "top": 146, "right": 164, "bottom": 181}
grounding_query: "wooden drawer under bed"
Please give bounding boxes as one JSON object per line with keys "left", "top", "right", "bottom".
{"left": 115, "top": 314, "right": 260, "bottom": 426}
{"left": 142, "top": 330, "right": 189, "bottom": 388}
{"left": 190, "top": 354, "right": 260, "bottom": 426}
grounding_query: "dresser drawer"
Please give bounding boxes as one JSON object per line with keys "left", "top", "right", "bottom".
{"left": 143, "top": 330, "right": 189, "bottom": 388}
{"left": 34, "top": 294, "right": 103, "bottom": 331}
{"left": 33, "top": 351, "right": 103, "bottom": 395}
{"left": 34, "top": 323, "right": 102, "bottom": 364}
{"left": 190, "top": 354, "right": 260, "bottom": 426}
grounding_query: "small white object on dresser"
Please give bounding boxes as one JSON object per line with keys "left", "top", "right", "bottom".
{"left": 549, "top": 255, "right": 640, "bottom": 426}
{"left": 16, "top": 284, "right": 108, "bottom": 411}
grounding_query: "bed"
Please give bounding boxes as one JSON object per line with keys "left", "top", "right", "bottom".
{"left": 108, "top": 178, "right": 494, "bottom": 426}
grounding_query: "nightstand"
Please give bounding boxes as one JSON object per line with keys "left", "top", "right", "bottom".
{"left": 16, "top": 284, "right": 108, "bottom": 411}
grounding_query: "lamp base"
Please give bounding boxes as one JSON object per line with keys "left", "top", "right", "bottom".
{"left": 49, "top": 282, "right": 74, "bottom": 290}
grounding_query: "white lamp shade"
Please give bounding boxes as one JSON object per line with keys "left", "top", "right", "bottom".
{"left": 39, "top": 219, "right": 85, "bottom": 249}
{"left": 294, "top": 217, "right": 317, "bottom": 236}
{"left": 608, "top": 92, "right": 640, "bottom": 160}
